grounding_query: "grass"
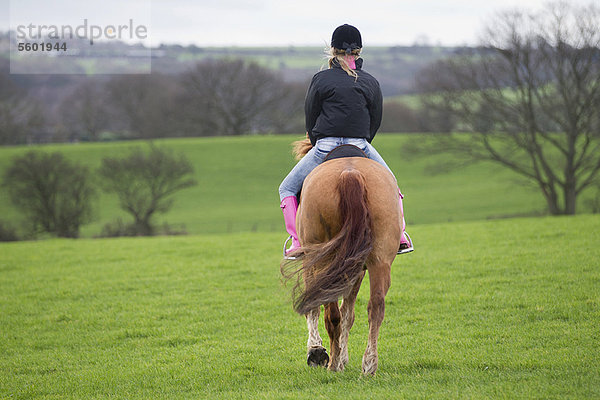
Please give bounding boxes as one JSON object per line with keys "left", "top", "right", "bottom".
{"left": 1, "top": 214, "right": 599, "bottom": 399}
{"left": 0, "top": 134, "right": 568, "bottom": 238}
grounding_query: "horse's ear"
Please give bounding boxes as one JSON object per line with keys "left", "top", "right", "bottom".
{"left": 292, "top": 138, "right": 313, "bottom": 160}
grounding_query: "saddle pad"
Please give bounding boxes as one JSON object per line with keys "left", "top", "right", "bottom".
{"left": 324, "top": 144, "right": 368, "bottom": 162}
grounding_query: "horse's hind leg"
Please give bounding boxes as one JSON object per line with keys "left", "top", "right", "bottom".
{"left": 306, "top": 307, "right": 329, "bottom": 367}
{"left": 324, "top": 302, "right": 343, "bottom": 371}
{"left": 339, "top": 270, "right": 365, "bottom": 367}
{"left": 362, "top": 262, "right": 391, "bottom": 375}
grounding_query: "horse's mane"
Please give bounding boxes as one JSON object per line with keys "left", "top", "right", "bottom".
{"left": 292, "top": 138, "right": 313, "bottom": 160}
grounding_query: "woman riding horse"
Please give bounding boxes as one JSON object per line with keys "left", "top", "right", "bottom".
{"left": 278, "top": 24, "right": 413, "bottom": 258}
{"left": 284, "top": 154, "right": 401, "bottom": 374}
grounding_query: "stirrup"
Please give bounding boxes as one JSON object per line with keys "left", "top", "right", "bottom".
{"left": 397, "top": 232, "right": 414, "bottom": 255}
{"left": 283, "top": 235, "right": 298, "bottom": 260}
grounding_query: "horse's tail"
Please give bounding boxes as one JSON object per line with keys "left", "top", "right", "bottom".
{"left": 285, "top": 168, "right": 373, "bottom": 315}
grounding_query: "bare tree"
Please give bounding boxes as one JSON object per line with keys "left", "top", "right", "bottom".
{"left": 59, "top": 79, "right": 111, "bottom": 141}
{"left": 0, "top": 60, "right": 44, "bottom": 145}
{"left": 98, "top": 145, "right": 197, "bottom": 236}
{"left": 260, "top": 80, "right": 306, "bottom": 134}
{"left": 105, "top": 73, "right": 180, "bottom": 139}
{"left": 2, "top": 151, "right": 95, "bottom": 238}
{"left": 416, "top": 2, "right": 600, "bottom": 215}
{"left": 380, "top": 100, "right": 422, "bottom": 133}
{"left": 178, "top": 59, "right": 303, "bottom": 136}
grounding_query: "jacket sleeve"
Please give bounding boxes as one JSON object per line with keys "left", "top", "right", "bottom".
{"left": 368, "top": 80, "right": 383, "bottom": 143}
{"left": 304, "top": 75, "right": 322, "bottom": 146}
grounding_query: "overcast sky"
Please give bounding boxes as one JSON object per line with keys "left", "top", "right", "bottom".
{"left": 1, "top": 0, "right": 594, "bottom": 47}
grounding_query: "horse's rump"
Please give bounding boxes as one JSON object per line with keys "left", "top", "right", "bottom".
{"left": 281, "top": 157, "right": 400, "bottom": 315}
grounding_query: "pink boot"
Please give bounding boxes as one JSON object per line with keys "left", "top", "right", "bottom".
{"left": 280, "top": 196, "right": 301, "bottom": 259}
{"left": 398, "top": 190, "right": 414, "bottom": 255}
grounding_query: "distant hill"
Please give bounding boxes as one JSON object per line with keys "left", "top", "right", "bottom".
{"left": 1, "top": 31, "right": 465, "bottom": 96}
{"left": 0, "top": 134, "right": 560, "bottom": 237}
{"left": 148, "top": 44, "right": 463, "bottom": 96}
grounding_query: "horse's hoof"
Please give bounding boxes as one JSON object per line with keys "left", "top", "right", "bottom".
{"left": 328, "top": 361, "right": 345, "bottom": 372}
{"left": 307, "top": 346, "right": 329, "bottom": 368}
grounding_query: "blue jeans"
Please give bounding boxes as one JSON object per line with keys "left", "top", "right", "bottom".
{"left": 279, "top": 137, "right": 396, "bottom": 201}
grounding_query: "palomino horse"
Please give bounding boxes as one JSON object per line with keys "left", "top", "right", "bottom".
{"left": 281, "top": 144, "right": 401, "bottom": 375}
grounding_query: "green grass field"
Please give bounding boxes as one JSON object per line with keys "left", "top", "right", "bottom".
{"left": 1, "top": 135, "right": 599, "bottom": 398}
{"left": 0, "top": 134, "right": 573, "bottom": 238}
{"left": 1, "top": 215, "right": 599, "bottom": 399}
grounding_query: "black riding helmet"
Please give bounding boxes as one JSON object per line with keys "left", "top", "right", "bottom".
{"left": 331, "top": 24, "right": 362, "bottom": 54}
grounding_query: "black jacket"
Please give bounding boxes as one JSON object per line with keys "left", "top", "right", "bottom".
{"left": 305, "top": 58, "right": 383, "bottom": 146}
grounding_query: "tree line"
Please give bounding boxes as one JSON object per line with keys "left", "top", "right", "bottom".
{"left": 0, "top": 55, "right": 452, "bottom": 146}
{"left": 0, "top": 58, "right": 309, "bottom": 144}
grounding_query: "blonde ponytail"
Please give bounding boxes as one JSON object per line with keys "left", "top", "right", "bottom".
{"left": 326, "top": 47, "right": 361, "bottom": 80}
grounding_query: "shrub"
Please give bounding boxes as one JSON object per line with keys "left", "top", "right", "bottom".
{"left": 0, "top": 220, "right": 19, "bottom": 242}
{"left": 97, "top": 219, "right": 188, "bottom": 238}
{"left": 98, "top": 218, "right": 138, "bottom": 238}
{"left": 2, "top": 151, "right": 95, "bottom": 238}
{"left": 586, "top": 186, "right": 600, "bottom": 214}
{"left": 98, "top": 144, "right": 196, "bottom": 236}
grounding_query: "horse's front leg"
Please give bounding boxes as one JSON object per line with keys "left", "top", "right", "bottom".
{"left": 305, "top": 307, "right": 329, "bottom": 367}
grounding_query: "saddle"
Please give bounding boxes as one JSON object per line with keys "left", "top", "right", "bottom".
{"left": 323, "top": 144, "right": 368, "bottom": 162}
{"left": 296, "top": 144, "right": 368, "bottom": 202}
